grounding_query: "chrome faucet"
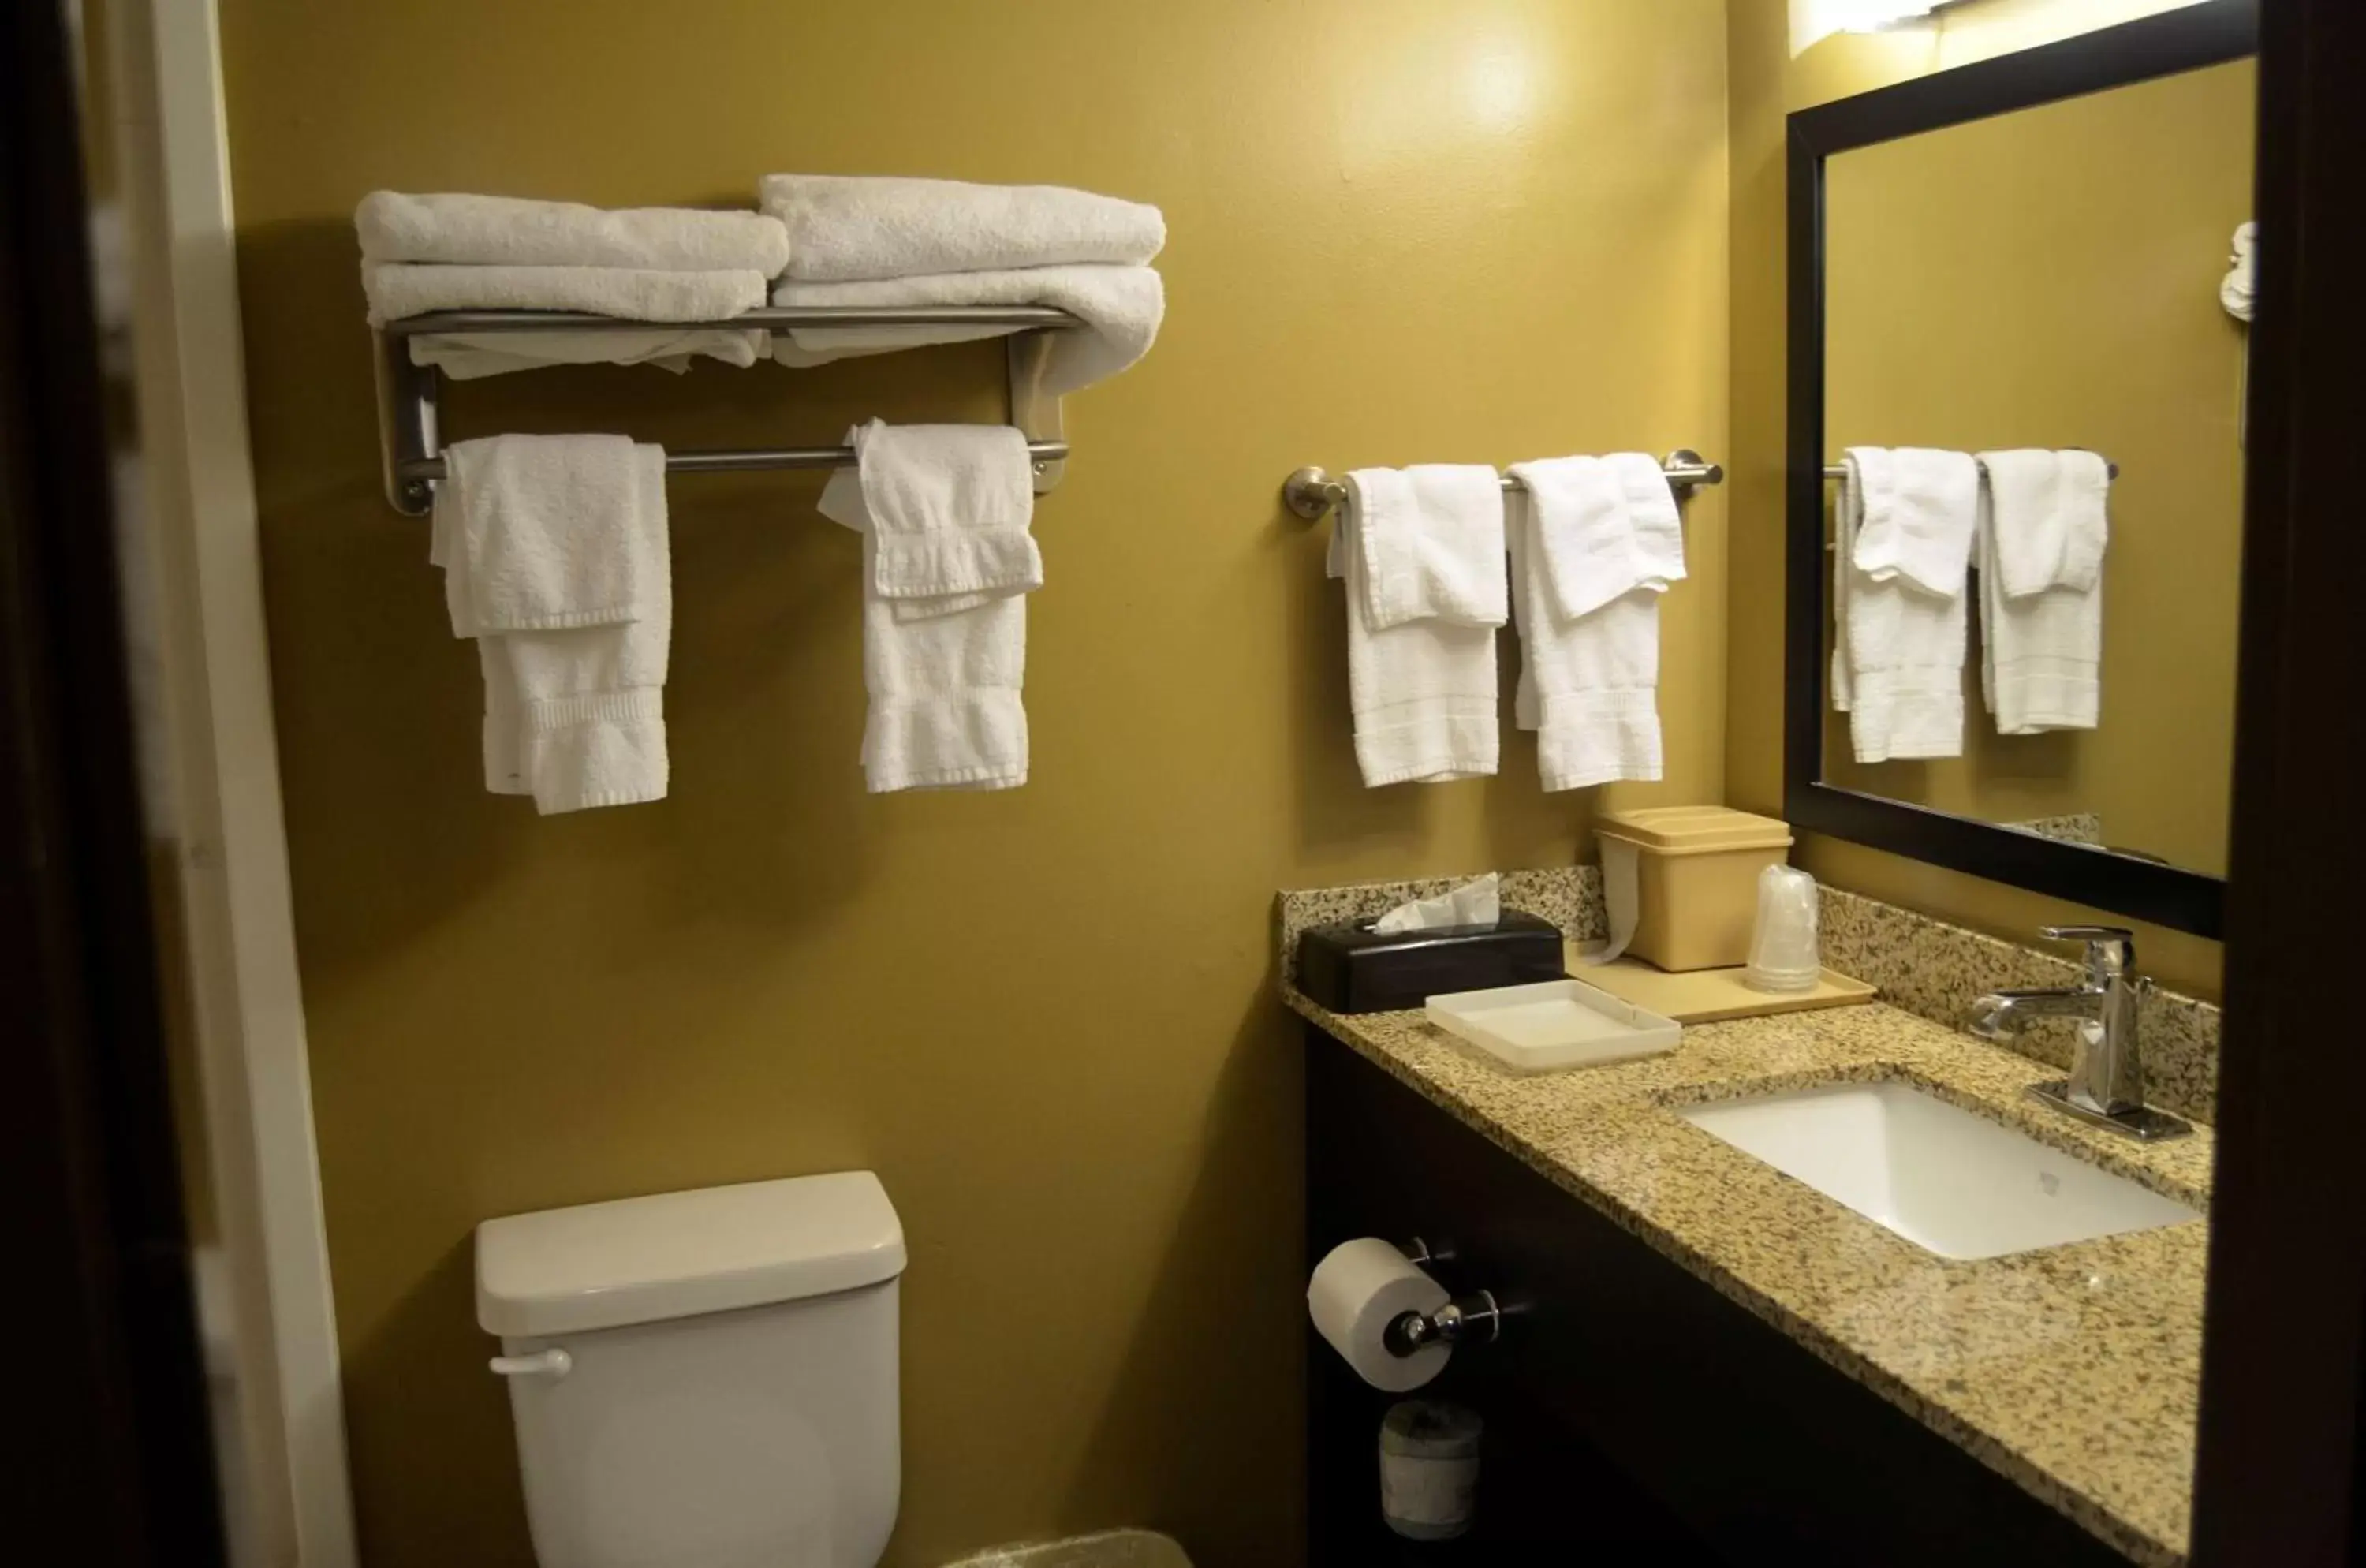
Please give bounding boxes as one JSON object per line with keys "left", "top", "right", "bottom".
{"left": 1969, "top": 924, "right": 2192, "bottom": 1141}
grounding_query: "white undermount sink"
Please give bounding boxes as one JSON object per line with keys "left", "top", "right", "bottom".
{"left": 1680, "top": 1081, "right": 2200, "bottom": 1260}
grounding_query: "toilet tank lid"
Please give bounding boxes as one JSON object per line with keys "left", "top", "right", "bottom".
{"left": 474, "top": 1170, "right": 905, "bottom": 1338}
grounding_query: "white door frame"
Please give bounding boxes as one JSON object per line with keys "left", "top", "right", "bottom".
{"left": 102, "top": 1, "right": 357, "bottom": 1562}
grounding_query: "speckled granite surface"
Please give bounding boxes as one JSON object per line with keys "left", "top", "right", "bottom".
{"left": 1285, "top": 988, "right": 2211, "bottom": 1566}
{"left": 1817, "top": 887, "right": 2220, "bottom": 1124}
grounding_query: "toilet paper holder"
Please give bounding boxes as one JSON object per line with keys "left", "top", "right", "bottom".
{"left": 1383, "top": 1237, "right": 1505, "bottom": 1358}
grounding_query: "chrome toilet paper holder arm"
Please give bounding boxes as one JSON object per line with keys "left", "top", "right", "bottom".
{"left": 1383, "top": 1236, "right": 1505, "bottom": 1357}
{"left": 1383, "top": 1290, "right": 1503, "bottom": 1357}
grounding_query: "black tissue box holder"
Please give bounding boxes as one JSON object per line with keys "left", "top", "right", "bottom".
{"left": 1295, "top": 909, "right": 1566, "bottom": 1014}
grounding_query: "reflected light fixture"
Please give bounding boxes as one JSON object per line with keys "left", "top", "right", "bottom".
{"left": 1791, "top": 0, "right": 1965, "bottom": 54}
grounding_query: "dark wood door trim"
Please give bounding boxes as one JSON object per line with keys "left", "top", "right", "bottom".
{"left": 2190, "top": 0, "right": 2366, "bottom": 1562}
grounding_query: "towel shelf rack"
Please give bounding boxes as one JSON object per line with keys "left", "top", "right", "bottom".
{"left": 1282, "top": 450, "right": 1725, "bottom": 521}
{"left": 394, "top": 439, "right": 1070, "bottom": 487}
{"left": 371, "top": 305, "right": 1084, "bottom": 516}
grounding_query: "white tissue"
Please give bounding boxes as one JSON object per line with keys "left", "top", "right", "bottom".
{"left": 1308, "top": 1238, "right": 1452, "bottom": 1393}
{"left": 1373, "top": 873, "right": 1502, "bottom": 935}
{"left": 1573, "top": 841, "right": 1641, "bottom": 967}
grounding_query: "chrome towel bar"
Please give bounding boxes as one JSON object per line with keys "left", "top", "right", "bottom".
{"left": 1822, "top": 456, "right": 2118, "bottom": 480}
{"left": 1283, "top": 450, "right": 1725, "bottom": 521}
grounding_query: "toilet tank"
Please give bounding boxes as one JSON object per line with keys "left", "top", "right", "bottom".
{"left": 476, "top": 1172, "right": 905, "bottom": 1568}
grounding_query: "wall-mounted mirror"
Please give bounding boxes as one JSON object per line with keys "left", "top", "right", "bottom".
{"left": 1785, "top": 0, "right": 2258, "bottom": 939}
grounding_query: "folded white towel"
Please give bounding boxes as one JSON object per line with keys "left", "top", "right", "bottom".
{"left": 1976, "top": 450, "right": 2108, "bottom": 734}
{"left": 1831, "top": 447, "right": 1979, "bottom": 763}
{"left": 1506, "top": 491, "right": 1666, "bottom": 790}
{"left": 408, "top": 327, "right": 768, "bottom": 381}
{"left": 844, "top": 420, "right": 1040, "bottom": 624}
{"left": 437, "top": 435, "right": 663, "bottom": 635}
{"left": 769, "top": 264, "right": 1163, "bottom": 397}
{"left": 356, "top": 191, "right": 791, "bottom": 274}
{"left": 761, "top": 174, "right": 1163, "bottom": 282}
{"left": 818, "top": 465, "right": 1030, "bottom": 793}
{"left": 1505, "top": 454, "right": 1686, "bottom": 622}
{"left": 1325, "top": 473, "right": 1499, "bottom": 786}
{"left": 1976, "top": 449, "right": 2110, "bottom": 597}
{"left": 363, "top": 263, "right": 767, "bottom": 326}
{"left": 431, "top": 440, "right": 671, "bottom": 812}
{"left": 1338, "top": 465, "right": 1507, "bottom": 632}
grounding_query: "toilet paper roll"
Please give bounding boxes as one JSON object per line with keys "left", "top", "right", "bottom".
{"left": 1308, "top": 1238, "right": 1452, "bottom": 1393}
{"left": 1573, "top": 836, "right": 1641, "bottom": 967}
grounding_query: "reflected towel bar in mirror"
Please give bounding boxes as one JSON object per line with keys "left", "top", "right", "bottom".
{"left": 1283, "top": 450, "right": 1724, "bottom": 521}
{"left": 1820, "top": 457, "right": 2119, "bottom": 480}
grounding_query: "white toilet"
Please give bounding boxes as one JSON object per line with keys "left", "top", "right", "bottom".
{"left": 474, "top": 1170, "right": 906, "bottom": 1567}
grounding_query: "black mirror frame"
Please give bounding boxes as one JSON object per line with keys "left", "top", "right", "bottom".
{"left": 1783, "top": 0, "right": 2259, "bottom": 941}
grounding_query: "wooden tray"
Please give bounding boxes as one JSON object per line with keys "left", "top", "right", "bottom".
{"left": 1566, "top": 947, "right": 1876, "bottom": 1024}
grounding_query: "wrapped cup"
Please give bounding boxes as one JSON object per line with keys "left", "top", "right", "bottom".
{"left": 1745, "top": 864, "right": 1820, "bottom": 993}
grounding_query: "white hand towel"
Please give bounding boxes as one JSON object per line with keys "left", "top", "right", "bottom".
{"left": 408, "top": 327, "right": 768, "bottom": 381}
{"left": 1325, "top": 475, "right": 1498, "bottom": 787}
{"left": 1505, "top": 454, "right": 1687, "bottom": 622}
{"left": 1338, "top": 465, "right": 1506, "bottom": 633}
{"left": 1831, "top": 447, "right": 1977, "bottom": 763}
{"left": 818, "top": 469, "right": 1030, "bottom": 793}
{"left": 438, "top": 435, "right": 662, "bottom": 635}
{"left": 432, "top": 442, "right": 671, "bottom": 813}
{"left": 356, "top": 191, "right": 791, "bottom": 274}
{"left": 2221, "top": 221, "right": 2256, "bottom": 323}
{"left": 363, "top": 263, "right": 767, "bottom": 326}
{"left": 847, "top": 420, "right": 1039, "bottom": 622}
{"left": 1975, "top": 450, "right": 2109, "bottom": 734}
{"left": 769, "top": 264, "right": 1164, "bottom": 397}
{"left": 761, "top": 174, "right": 1164, "bottom": 282}
{"left": 1506, "top": 490, "right": 1667, "bottom": 791}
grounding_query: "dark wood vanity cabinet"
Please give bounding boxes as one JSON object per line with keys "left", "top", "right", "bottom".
{"left": 1305, "top": 1026, "right": 2138, "bottom": 1567}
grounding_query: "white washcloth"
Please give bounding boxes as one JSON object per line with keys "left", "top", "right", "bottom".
{"left": 1506, "top": 490, "right": 1667, "bottom": 790}
{"left": 818, "top": 465, "right": 1030, "bottom": 793}
{"left": 1506, "top": 454, "right": 1686, "bottom": 622}
{"left": 362, "top": 263, "right": 767, "bottom": 327}
{"left": 408, "top": 327, "right": 768, "bottom": 381}
{"left": 1334, "top": 465, "right": 1506, "bottom": 632}
{"left": 841, "top": 420, "right": 1040, "bottom": 623}
{"left": 436, "top": 435, "right": 663, "bottom": 635}
{"left": 769, "top": 265, "right": 1163, "bottom": 397}
{"left": 1324, "top": 472, "right": 1499, "bottom": 786}
{"left": 761, "top": 174, "right": 1163, "bottom": 282}
{"left": 431, "top": 441, "right": 671, "bottom": 813}
{"left": 356, "top": 191, "right": 790, "bottom": 274}
{"left": 1976, "top": 450, "right": 2109, "bottom": 734}
{"left": 1977, "top": 449, "right": 2110, "bottom": 598}
{"left": 1831, "top": 447, "right": 1979, "bottom": 762}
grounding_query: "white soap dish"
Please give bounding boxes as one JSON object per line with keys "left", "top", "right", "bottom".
{"left": 1425, "top": 978, "right": 1683, "bottom": 1074}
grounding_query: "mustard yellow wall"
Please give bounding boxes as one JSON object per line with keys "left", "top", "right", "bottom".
{"left": 216, "top": 3, "right": 1731, "bottom": 1562}
{"left": 1726, "top": 0, "right": 2230, "bottom": 998}
{"left": 1822, "top": 61, "right": 2253, "bottom": 875}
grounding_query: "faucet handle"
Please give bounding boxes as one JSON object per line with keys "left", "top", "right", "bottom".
{"left": 2039, "top": 924, "right": 2137, "bottom": 982}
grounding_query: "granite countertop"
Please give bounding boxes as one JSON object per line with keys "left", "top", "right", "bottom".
{"left": 1285, "top": 986, "right": 2213, "bottom": 1566}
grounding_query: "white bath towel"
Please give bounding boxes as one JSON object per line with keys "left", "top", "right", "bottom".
{"left": 845, "top": 420, "right": 1039, "bottom": 622}
{"left": 1506, "top": 454, "right": 1686, "bottom": 622}
{"left": 1831, "top": 447, "right": 1980, "bottom": 763}
{"left": 437, "top": 435, "right": 664, "bottom": 636}
{"left": 761, "top": 174, "right": 1164, "bottom": 282}
{"left": 1325, "top": 472, "right": 1500, "bottom": 786}
{"left": 356, "top": 191, "right": 791, "bottom": 274}
{"left": 407, "top": 327, "right": 769, "bottom": 381}
{"left": 769, "top": 264, "right": 1163, "bottom": 397}
{"left": 1976, "top": 450, "right": 2109, "bottom": 734}
{"left": 1503, "top": 473, "right": 1674, "bottom": 791}
{"left": 819, "top": 464, "right": 1030, "bottom": 793}
{"left": 1338, "top": 465, "right": 1507, "bottom": 632}
{"left": 363, "top": 263, "right": 767, "bottom": 327}
{"left": 431, "top": 440, "right": 671, "bottom": 812}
